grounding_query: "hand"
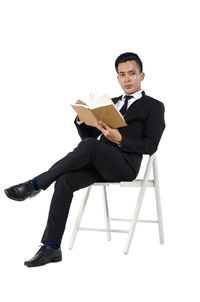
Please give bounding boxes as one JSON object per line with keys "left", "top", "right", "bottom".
{"left": 95, "top": 121, "right": 122, "bottom": 145}
{"left": 75, "top": 100, "right": 87, "bottom": 123}
{"left": 75, "top": 100, "right": 87, "bottom": 105}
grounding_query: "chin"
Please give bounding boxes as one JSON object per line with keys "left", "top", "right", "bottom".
{"left": 124, "top": 89, "right": 135, "bottom": 94}
{"left": 124, "top": 86, "right": 141, "bottom": 94}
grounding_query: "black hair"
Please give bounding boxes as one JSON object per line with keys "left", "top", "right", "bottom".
{"left": 115, "top": 52, "right": 143, "bottom": 73}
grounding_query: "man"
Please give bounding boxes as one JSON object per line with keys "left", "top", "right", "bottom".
{"left": 4, "top": 52, "right": 165, "bottom": 267}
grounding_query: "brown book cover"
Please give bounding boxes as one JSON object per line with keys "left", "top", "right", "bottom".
{"left": 71, "top": 93, "right": 127, "bottom": 128}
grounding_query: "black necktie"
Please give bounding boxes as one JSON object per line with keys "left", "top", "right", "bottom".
{"left": 120, "top": 95, "right": 133, "bottom": 116}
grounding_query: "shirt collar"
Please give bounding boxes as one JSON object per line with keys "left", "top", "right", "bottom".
{"left": 122, "top": 89, "right": 144, "bottom": 101}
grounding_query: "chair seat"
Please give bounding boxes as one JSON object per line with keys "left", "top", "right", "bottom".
{"left": 93, "top": 179, "right": 155, "bottom": 187}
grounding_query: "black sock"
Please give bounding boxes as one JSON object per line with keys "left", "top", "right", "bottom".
{"left": 31, "top": 177, "right": 40, "bottom": 190}
{"left": 43, "top": 240, "right": 59, "bottom": 249}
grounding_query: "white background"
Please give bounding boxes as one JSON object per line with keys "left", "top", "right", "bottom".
{"left": 0, "top": 0, "right": 200, "bottom": 301}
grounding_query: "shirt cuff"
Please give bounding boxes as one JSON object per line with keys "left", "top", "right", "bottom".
{"left": 76, "top": 116, "right": 84, "bottom": 125}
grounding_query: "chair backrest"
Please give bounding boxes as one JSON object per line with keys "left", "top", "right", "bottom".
{"left": 120, "top": 153, "right": 156, "bottom": 187}
{"left": 136, "top": 153, "right": 156, "bottom": 178}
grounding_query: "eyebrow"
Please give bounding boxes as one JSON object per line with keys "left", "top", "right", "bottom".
{"left": 119, "top": 69, "right": 137, "bottom": 73}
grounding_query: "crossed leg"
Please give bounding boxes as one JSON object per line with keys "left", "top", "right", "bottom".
{"left": 36, "top": 138, "right": 136, "bottom": 246}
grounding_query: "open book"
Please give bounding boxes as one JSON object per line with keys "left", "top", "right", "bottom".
{"left": 71, "top": 93, "right": 127, "bottom": 128}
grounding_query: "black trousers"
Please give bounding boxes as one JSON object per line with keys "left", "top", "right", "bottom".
{"left": 36, "top": 138, "right": 136, "bottom": 246}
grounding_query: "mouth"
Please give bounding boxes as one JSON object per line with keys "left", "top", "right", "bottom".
{"left": 125, "top": 85, "right": 132, "bottom": 89}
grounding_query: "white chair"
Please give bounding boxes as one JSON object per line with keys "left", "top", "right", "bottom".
{"left": 69, "top": 153, "right": 164, "bottom": 255}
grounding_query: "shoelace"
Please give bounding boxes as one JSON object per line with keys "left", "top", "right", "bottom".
{"left": 35, "top": 244, "right": 48, "bottom": 255}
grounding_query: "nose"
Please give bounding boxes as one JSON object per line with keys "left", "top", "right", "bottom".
{"left": 124, "top": 74, "right": 131, "bottom": 82}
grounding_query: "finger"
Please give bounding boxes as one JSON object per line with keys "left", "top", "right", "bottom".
{"left": 96, "top": 122, "right": 103, "bottom": 129}
{"left": 99, "top": 121, "right": 109, "bottom": 129}
{"left": 95, "top": 122, "right": 102, "bottom": 130}
{"left": 76, "top": 100, "right": 86, "bottom": 105}
{"left": 95, "top": 123, "right": 105, "bottom": 133}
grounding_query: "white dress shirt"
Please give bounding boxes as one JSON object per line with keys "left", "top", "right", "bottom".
{"left": 115, "top": 89, "right": 144, "bottom": 112}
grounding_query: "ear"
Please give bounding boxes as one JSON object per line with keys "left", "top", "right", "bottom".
{"left": 117, "top": 74, "right": 120, "bottom": 82}
{"left": 140, "top": 72, "right": 145, "bottom": 81}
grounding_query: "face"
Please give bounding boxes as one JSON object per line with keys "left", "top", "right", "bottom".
{"left": 117, "top": 60, "right": 145, "bottom": 94}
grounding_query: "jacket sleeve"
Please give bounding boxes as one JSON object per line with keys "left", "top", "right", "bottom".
{"left": 119, "top": 102, "right": 165, "bottom": 155}
{"left": 74, "top": 116, "right": 101, "bottom": 140}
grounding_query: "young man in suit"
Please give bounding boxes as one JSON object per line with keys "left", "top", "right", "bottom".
{"left": 4, "top": 52, "right": 165, "bottom": 267}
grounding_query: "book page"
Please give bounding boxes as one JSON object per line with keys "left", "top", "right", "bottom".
{"left": 90, "top": 93, "right": 113, "bottom": 109}
{"left": 71, "top": 103, "right": 89, "bottom": 108}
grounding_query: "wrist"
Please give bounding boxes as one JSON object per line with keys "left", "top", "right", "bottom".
{"left": 116, "top": 134, "right": 122, "bottom": 145}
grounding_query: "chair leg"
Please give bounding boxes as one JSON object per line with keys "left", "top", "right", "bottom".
{"left": 123, "top": 186, "right": 146, "bottom": 255}
{"left": 153, "top": 157, "right": 164, "bottom": 244}
{"left": 69, "top": 186, "right": 91, "bottom": 250}
{"left": 102, "top": 186, "right": 111, "bottom": 241}
{"left": 123, "top": 155, "right": 154, "bottom": 255}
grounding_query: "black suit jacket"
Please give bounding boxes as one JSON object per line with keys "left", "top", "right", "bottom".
{"left": 74, "top": 91, "right": 165, "bottom": 176}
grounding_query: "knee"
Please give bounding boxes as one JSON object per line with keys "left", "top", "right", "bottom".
{"left": 79, "top": 137, "right": 97, "bottom": 146}
{"left": 78, "top": 137, "right": 97, "bottom": 151}
{"left": 54, "top": 174, "right": 74, "bottom": 191}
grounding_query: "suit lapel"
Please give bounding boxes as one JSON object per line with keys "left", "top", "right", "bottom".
{"left": 111, "top": 95, "right": 122, "bottom": 104}
{"left": 124, "top": 91, "right": 146, "bottom": 121}
{"left": 111, "top": 91, "right": 146, "bottom": 122}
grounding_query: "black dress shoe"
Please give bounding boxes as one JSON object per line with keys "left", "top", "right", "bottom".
{"left": 4, "top": 180, "right": 41, "bottom": 201}
{"left": 24, "top": 245, "right": 62, "bottom": 267}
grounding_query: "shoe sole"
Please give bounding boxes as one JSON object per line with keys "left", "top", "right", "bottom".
{"left": 24, "top": 256, "right": 62, "bottom": 267}
{"left": 4, "top": 189, "right": 40, "bottom": 202}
